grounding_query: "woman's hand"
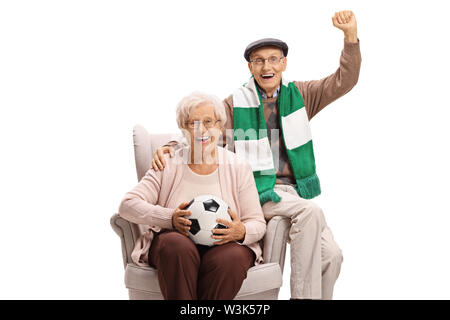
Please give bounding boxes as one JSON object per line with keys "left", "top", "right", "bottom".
{"left": 172, "top": 202, "right": 192, "bottom": 236}
{"left": 212, "top": 208, "right": 246, "bottom": 245}
{"left": 151, "top": 146, "right": 175, "bottom": 171}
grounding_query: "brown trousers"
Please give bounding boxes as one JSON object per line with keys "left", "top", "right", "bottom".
{"left": 148, "top": 230, "right": 255, "bottom": 300}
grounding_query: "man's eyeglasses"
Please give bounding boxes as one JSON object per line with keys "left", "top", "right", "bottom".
{"left": 250, "top": 56, "right": 285, "bottom": 66}
{"left": 186, "top": 118, "right": 220, "bottom": 129}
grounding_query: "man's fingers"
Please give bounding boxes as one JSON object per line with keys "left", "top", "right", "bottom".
{"left": 343, "top": 11, "right": 349, "bottom": 22}
{"left": 151, "top": 155, "right": 162, "bottom": 171}
{"left": 345, "top": 11, "right": 352, "bottom": 20}
{"left": 157, "top": 148, "right": 166, "bottom": 167}
{"left": 338, "top": 12, "right": 345, "bottom": 24}
{"left": 151, "top": 159, "right": 159, "bottom": 171}
{"left": 169, "top": 147, "right": 175, "bottom": 157}
{"left": 334, "top": 12, "right": 340, "bottom": 24}
{"left": 155, "top": 157, "right": 164, "bottom": 170}
{"left": 332, "top": 15, "right": 340, "bottom": 28}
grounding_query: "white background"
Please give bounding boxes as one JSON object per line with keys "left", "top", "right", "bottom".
{"left": 1, "top": 0, "right": 450, "bottom": 299}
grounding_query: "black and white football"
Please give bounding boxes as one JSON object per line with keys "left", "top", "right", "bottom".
{"left": 185, "top": 194, "right": 231, "bottom": 246}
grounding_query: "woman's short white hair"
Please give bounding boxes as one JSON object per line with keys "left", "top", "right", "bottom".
{"left": 176, "top": 91, "right": 227, "bottom": 129}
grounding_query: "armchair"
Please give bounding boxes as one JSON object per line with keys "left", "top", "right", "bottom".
{"left": 110, "top": 125, "right": 290, "bottom": 299}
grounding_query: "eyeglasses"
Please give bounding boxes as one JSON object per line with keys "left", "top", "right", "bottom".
{"left": 250, "top": 56, "right": 285, "bottom": 66}
{"left": 185, "top": 118, "right": 220, "bottom": 129}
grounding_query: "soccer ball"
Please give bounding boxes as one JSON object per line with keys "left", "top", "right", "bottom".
{"left": 185, "top": 194, "right": 232, "bottom": 246}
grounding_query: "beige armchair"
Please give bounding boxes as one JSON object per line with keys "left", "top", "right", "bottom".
{"left": 110, "top": 125, "right": 290, "bottom": 299}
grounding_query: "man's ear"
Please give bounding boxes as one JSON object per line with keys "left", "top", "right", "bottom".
{"left": 282, "top": 57, "right": 287, "bottom": 72}
{"left": 248, "top": 62, "right": 254, "bottom": 75}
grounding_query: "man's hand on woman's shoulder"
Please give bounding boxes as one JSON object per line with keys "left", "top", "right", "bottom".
{"left": 151, "top": 145, "right": 175, "bottom": 171}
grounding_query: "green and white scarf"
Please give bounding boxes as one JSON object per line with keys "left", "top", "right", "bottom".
{"left": 232, "top": 76, "right": 321, "bottom": 205}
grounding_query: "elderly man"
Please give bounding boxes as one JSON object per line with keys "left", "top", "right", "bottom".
{"left": 152, "top": 10, "right": 361, "bottom": 299}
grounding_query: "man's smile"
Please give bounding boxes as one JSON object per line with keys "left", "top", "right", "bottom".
{"left": 261, "top": 73, "right": 275, "bottom": 81}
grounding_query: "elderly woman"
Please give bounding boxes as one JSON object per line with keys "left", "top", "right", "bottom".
{"left": 118, "top": 92, "right": 266, "bottom": 300}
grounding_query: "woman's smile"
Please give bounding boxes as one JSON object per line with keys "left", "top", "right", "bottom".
{"left": 195, "top": 134, "right": 211, "bottom": 144}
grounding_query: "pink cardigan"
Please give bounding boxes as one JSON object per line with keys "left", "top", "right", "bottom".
{"left": 118, "top": 147, "right": 267, "bottom": 267}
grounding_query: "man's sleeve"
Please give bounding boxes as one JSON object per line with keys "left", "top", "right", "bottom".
{"left": 163, "top": 134, "right": 184, "bottom": 151}
{"left": 295, "top": 38, "right": 362, "bottom": 120}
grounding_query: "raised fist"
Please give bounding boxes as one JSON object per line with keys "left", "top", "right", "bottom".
{"left": 332, "top": 10, "right": 357, "bottom": 37}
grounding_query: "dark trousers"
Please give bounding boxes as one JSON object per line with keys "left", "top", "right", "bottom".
{"left": 148, "top": 230, "right": 255, "bottom": 300}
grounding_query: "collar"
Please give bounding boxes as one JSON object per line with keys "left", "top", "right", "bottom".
{"left": 256, "top": 84, "right": 280, "bottom": 99}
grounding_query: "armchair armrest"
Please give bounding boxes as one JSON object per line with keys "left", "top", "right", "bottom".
{"left": 263, "top": 216, "right": 290, "bottom": 274}
{"left": 110, "top": 213, "right": 141, "bottom": 269}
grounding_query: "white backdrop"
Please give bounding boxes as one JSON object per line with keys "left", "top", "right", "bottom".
{"left": 1, "top": 0, "right": 450, "bottom": 299}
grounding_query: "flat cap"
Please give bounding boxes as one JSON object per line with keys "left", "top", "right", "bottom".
{"left": 244, "top": 38, "right": 288, "bottom": 62}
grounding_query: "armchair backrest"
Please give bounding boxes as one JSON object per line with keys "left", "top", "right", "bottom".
{"left": 133, "top": 125, "right": 176, "bottom": 181}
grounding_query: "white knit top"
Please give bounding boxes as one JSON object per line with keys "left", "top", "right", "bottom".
{"left": 171, "top": 164, "right": 222, "bottom": 205}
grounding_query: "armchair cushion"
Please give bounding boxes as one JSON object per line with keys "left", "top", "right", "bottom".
{"left": 124, "top": 262, "right": 282, "bottom": 300}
